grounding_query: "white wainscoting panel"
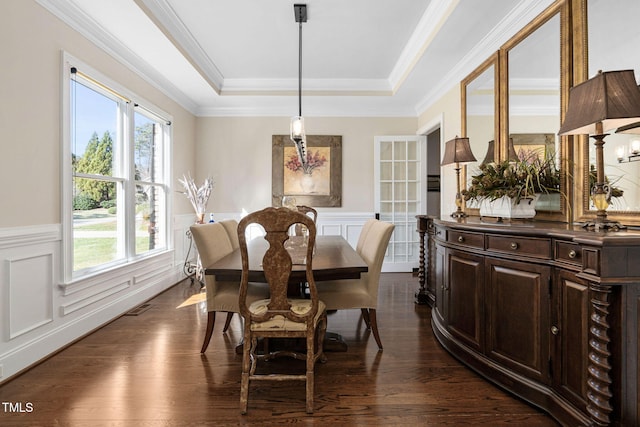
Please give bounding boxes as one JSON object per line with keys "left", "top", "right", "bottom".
{"left": 7, "top": 252, "right": 54, "bottom": 339}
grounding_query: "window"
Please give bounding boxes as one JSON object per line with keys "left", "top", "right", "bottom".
{"left": 63, "top": 54, "right": 171, "bottom": 282}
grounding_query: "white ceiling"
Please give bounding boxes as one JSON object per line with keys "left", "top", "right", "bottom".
{"left": 37, "top": 0, "right": 556, "bottom": 117}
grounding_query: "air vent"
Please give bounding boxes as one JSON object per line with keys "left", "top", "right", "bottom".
{"left": 125, "top": 303, "right": 151, "bottom": 316}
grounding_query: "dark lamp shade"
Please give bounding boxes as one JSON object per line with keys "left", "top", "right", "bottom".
{"left": 482, "top": 139, "right": 518, "bottom": 164}
{"left": 441, "top": 136, "right": 477, "bottom": 166}
{"left": 482, "top": 140, "right": 495, "bottom": 164}
{"left": 559, "top": 70, "right": 640, "bottom": 135}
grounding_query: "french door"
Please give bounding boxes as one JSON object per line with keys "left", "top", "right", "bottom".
{"left": 374, "top": 135, "right": 427, "bottom": 272}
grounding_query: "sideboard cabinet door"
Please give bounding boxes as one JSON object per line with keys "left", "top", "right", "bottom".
{"left": 552, "top": 268, "right": 589, "bottom": 411}
{"left": 485, "top": 257, "right": 551, "bottom": 383}
{"left": 434, "top": 243, "right": 447, "bottom": 325}
{"left": 447, "top": 248, "right": 484, "bottom": 352}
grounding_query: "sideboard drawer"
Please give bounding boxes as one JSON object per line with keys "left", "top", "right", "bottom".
{"left": 486, "top": 234, "right": 551, "bottom": 259}
{"left": 434, "top": 225, "right": 446, "bottom": 241}
{"left": 448, "top": 230, "right": 484, "bottom": 249}
{"left": 555, "top": 241, "right": 581, "bottom": 266}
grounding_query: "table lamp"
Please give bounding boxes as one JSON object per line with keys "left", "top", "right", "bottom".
{"left": 559, "top": 70, "right": 640, "bottom": 231}
{"left": 441, "top": 136, "right": 477, "bottom": 218}
{"left": 481, "top": 138, "right": 519, "bottom": 165}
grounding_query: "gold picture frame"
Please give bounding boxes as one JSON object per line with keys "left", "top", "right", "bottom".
{"left": 272, "top": 135, "right": 342, "bottom": 207}
{"left": 510, "top": 133, "right": 555, "bottom": 160}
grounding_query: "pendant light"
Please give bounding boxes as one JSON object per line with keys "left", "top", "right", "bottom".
{"left": 291, "top": 4, "right": 308, "bottom": 166}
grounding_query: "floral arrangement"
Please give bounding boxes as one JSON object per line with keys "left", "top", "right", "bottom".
{"left": 462, "top": 151, "right": 561, "bottom": 204}
{"left": 285, "top": 150, "right": 327, "bottom": 175}
{"left": 178, "top": 173, "right": 214, "bottom": 221}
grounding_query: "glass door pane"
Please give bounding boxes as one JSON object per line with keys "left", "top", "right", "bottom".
{"left": 374, "top": 136, "right": 426, "bottom": 272}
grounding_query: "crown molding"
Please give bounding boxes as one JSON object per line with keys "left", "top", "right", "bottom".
{"left": 220, "top": 78, "right": 392, "bottom": 95}
{"left": 415, "top": 0, "right": 556, "bottom": 116}
{"left": 36, "top": 0, "right": 199, "bottom": 114}
{"left": 134, "top": 0, "right": 224, "bottom": 93}
{"left": 388, "top": 0, "right": 459, "bottom": 93}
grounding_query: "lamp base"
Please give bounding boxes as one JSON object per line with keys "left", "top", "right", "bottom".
{"left": 582, "top": 219, "right": 626, "bottom": 232}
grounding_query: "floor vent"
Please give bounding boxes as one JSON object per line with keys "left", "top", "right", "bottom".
{"left": 125, "top": 303, "right": 151, "bottom": 316}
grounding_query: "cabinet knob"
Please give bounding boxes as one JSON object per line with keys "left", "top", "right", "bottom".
{"left": 568, "top": 249, "right": 577, "bottom": 259}
{"left": 458, "top": 236, "right": 465, "bottom": 243}
{"left": 510, "top": 242, "right": 519, "bottom": 250}
{"left": 551, "top": 326, "right": 559, "bottom": 335}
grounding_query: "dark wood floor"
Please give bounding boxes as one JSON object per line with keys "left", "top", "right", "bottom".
{"left": 0, "top": 273, "right": 559, "bottom": 426}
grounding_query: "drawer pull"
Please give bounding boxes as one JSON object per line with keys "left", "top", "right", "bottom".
{"left": 568, "top": 249, "right": 577, "bottom": 259}
{"left": 510, "top": 242, "right": 519, "bottom": 250}
{"left": 458, "top": 236, "right": 465, "bottom": 243}
{"left": 551, "top": 326, "right": 559, "bottom": 335}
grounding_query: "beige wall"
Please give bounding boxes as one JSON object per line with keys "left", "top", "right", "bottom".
{"left": 418, "top": 85, "right": 461, "bottom": 216}
{"left": 0, "top": 0, "right": 197, "bottom": 228}
{"left": 0, "top": 1, "right": 447, "bottom": 226}
{"left": 196, "top": 116, "right": 418, "bottom": 214}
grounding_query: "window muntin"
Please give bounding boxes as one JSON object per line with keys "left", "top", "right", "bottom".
{"left": 66, "top": 58, "right": 170, "bottom": 280}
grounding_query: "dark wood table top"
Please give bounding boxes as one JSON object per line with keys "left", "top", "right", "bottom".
{"left": 204, "top": 235, "right": 368, "bottom": 283}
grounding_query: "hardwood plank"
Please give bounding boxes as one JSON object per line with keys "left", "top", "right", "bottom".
{"left": 0, "top": 273, "right": 559, "bottom": 426}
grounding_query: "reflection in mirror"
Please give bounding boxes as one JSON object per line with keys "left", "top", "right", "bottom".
{"left": 464, "top": 61, "right": 496, "bottom": 209}
{"left": 588, "top": 0, "right": 640, "bottom": 212}
{"left": 508, "top": 13, "right": 561, "bottom": 211}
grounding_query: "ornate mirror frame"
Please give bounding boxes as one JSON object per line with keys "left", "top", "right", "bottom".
{"left": 460, "top": 0, "right": 571, "bottom": 221}
{"left": 573, "top": 0, "right": 640, "bottom": 227}
{"left": 499, "top": 0, "right": 571, "bottom": 222}
{"left": 461, "top": 52, "right": 500, "bottom": 216}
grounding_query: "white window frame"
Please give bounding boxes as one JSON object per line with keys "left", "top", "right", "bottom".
{"left": 61, "top": 52, "right": 173, "bottom": 284}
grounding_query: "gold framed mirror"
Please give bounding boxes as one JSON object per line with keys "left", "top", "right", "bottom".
{"left": 575, "top": 0, "right": 640, "bottom": 226}
{"left": 461, "top": 52, "right": 499, "bottom": 214}
{"left": 500, "top": 0, "right": 570, "bottom": 222}
{"left": 459, "top": 0, "right": 571, "bottom": 221}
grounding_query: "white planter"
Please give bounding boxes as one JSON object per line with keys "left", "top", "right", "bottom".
{"left": 479, "top": 195, "right": 540, "bottom": 219}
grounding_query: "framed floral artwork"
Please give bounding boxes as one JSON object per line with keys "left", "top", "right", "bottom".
{"left": 272, "top": 135, "right": 342, "bottom": 207}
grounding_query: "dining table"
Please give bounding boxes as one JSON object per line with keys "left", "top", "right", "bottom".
{"left": 204, "top": 235, "right": 367, "bottom": 293}
{"left": 204, "top": 234, "right": 368, "bottom": 352}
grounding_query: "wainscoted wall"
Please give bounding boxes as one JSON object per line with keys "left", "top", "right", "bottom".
{"left": 0, "top": 212, "right": 375, "bottom": 384}
{"left": 212, "top": 211, "right": 375, "bottom": 248}
{"left": 0, "top": 217, "right": 193, "bottom": 384}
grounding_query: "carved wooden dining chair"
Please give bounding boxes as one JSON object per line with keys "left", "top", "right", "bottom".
{"left": 237, "top": 207, "right": 327, "bottom": 414}
{"left": 294, "top": 205, "right": 317, "bottom": 236}
{"left": 190, "top": 222, "right": 268, "bottom": 353}
{"left": 316, "top": 219, "right": 394, "bottom": 350}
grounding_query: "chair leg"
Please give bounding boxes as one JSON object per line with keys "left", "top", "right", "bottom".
{"left": 200, "top": 311, "right": 216, "bottom": 353}
{"left": 315, "top": 312, "right": 328, "bottom": 363}
{"left": 361, "top": 308, "right": 371, "bottom": 329}
{"left": 306, "top": 335, "right": 314, "bottom": 414}
{"left": 222, "top": 312, "right": 234, "bottom": 332}
{"left": 240, "top": 333, "right": 255, "bottom": 414}
{"left": 368, "top": 309, "right": 383, "bottom": 350}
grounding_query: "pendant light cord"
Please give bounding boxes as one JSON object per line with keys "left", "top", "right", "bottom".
{"left": 298, "top": 20, "right": 303, "bottom": 117}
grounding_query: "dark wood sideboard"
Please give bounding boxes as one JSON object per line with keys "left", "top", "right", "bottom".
{"left": 416, "top": 215, "right": 640, "bottom": 427}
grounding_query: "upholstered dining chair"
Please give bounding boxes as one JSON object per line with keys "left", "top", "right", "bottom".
{"left": 237, "top": 207, "right": 327, "bottom": 414}
{"left": 190, "top": 222, "right": 268, "bottom": 353}
{"left": 316, "top": 219, "right": 394, "bottom": 350}
{"left": 218, "top": 219, "right": 240, "bottom": 250}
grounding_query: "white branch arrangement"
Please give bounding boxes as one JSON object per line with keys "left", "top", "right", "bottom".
{"left": 178, "top": 173, "right": 214, "bottom": 219}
